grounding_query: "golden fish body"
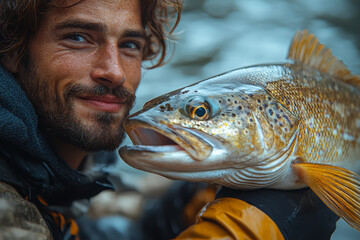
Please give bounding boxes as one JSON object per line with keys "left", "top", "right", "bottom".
{"left": 269, "top": 63, "right": 360, "bottom": 166}
{"left": 120, "top": 31, "right": 360, "bottom": 230}
{"left": 246, "top": 62, "right": 360, "bottom": 188}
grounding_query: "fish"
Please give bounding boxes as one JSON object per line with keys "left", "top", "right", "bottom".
{"left": 119, "top": 30, "right": 360, "bottom": 231}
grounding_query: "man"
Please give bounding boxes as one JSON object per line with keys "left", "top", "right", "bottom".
{"left": 0, "top": 0, "right": 339, "bottom": 239}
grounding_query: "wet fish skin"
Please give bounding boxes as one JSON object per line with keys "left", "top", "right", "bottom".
{"left": 120, "top": 30, "right": 360, "bottom": 230}
{"left": 122, "top": 62, "right": 360, "bottom": 188}
{"left": 266, "top": 63, "right": 360, "bottom": 167}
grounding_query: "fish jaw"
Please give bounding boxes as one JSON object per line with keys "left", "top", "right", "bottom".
{"left": 121, "top": 114, "right": 229, "bottom": 163}
{"left": 119, "top": 144, "right": 230, "bottom": 178}
{"left": 119, "top": 114, "right": 232, "bottom": 176}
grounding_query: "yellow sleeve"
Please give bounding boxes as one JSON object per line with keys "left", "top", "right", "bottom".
{"left": 175, "top": 197, "right": 284, "bottom": 240}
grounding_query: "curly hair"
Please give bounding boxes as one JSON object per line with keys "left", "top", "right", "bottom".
{"left": 0, "top": 0, "right": 182, "bottom": 68}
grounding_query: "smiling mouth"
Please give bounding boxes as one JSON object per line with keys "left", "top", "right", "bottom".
{"left": 77, "top": 95, "right": 127, "bottom": 113}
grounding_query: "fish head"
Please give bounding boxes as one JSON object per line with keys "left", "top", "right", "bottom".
{"left": 119, "top": 70, "right": 299, "bottom": 184}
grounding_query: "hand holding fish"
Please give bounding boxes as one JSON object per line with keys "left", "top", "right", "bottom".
{"left": 120, "top": 30, "right": 360, "bottom": 232}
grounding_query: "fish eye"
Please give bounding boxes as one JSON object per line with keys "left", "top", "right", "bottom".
{"left": 182, "top": 97, "right": 213, "bottom": 121}
{"left": 190, "top": 104, "right": 209, "bottom": 120}
{"left": 193, "top": 106, "right": 206, "bottom": 117}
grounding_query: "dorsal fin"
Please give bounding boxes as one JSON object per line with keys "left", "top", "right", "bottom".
{"left": 287, "top": 30, "right": 360, "bottom": 87}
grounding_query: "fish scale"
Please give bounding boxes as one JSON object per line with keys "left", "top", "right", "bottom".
{"left": 265, "top": 65, "right": 360, "bottom": 167}
{"left": 120, "top": 30, "right": 360, "bottom": 231}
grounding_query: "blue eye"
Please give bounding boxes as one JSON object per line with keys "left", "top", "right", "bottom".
{"left": 67, "top": 34, "right": 86, "bottom": 42}
{"left": 121, "top": 42, "right": 140, "bottom": 50}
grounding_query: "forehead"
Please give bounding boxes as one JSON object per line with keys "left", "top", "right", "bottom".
{"left": 47, "top": 0, "right": 143, "bottom": 31}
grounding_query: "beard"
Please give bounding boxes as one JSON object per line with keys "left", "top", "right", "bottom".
{"left": 18, "top": 58, "right": 135, "bottom": 152}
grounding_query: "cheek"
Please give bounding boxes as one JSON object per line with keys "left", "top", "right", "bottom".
{"left": 123, "top": 60, "right": 142, "bottom": 92}
{"left": 46, "top": 56, "right": 92, "bottom": 100}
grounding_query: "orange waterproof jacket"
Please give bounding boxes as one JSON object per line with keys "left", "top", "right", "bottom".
{"left": 175, "top": 186, "right": 339, "bottom": 240}
{"left": 176, "top": 197, "right": 284, "bottom": 240}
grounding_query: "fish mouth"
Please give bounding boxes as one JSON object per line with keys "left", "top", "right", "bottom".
{"left": 121, "top": 116, "right": 214, "bottom": 161}
{"left": 119, "top": 114, "right": 230, "bottom": 173}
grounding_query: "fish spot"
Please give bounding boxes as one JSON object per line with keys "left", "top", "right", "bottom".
{"left": 276, "top": 114, "right": 281, "bottom": 119}
{"left": 219, "top": 100, "right": 222, "bottom": 103}
{"left": 259, "top": 106, "right": 263, "bottom": 111}
{"left": 268, "top": 109, "right": 273, "bottom": 115}
{"left": 165, "top": 103, "right": 173, "bottom": 111}
{"left": 267, "top": 97, "right": 272, "bottom": 101}
{"left": 238, "top": 106, "right": 243, "bottom": 110}
{"left": 249, "top": 118, "right": 254, "bottom": 122}
{"left": 234, "top": 100, "right": 238, "bottom": 104}
{"left": 227, "top": 99, "right": 231, "bottom": 102}
{"left": 221, "top": 113, "right": 226, "bottom": 117}
{"left": 182, "top": 90, "right": 189, "bottom": 94}
{"left": 257, "top": 99, "right": 261, "bottom": 104}
{"left": 194, "top": 90, "right": 198, "bottom": 93}
{"left": 282, "top": 114, "right": 291, "bottom": 124}
{"left": 232, "top": 113, "right": 237, "bottom": 117}
{"left": 159, "top": 105, "right": 166, "bottom": 112}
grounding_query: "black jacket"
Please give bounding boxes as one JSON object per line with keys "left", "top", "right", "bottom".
{"left": 0, "top": 64, "right": 113, "bottom": 239}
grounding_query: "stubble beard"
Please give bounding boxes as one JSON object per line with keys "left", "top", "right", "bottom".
{"left": 19, "top": 59, "right": 135, "bottom": 152}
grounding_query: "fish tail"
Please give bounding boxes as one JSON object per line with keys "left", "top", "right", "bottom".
{"left": 293, "top": 162, "right": 360, "bottom": 232}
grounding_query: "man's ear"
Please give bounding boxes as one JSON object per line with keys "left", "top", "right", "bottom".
{"left": 1, "top": 53, "right": 20, "bottom": 73}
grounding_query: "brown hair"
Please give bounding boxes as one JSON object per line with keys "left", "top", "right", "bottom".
{"left": 0, "top": 0, "right": 182, "bottom": 68}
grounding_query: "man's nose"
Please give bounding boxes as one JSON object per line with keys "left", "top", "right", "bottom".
{"left": 91, "top": 44, "right": 125, "bottom": 87}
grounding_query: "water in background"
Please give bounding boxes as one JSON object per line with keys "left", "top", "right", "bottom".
{"left": 119, "top": 0, "right": 360, "bottom": 238}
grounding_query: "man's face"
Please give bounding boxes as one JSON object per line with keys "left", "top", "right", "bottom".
{"left": 16, "top": 0, "right": 145, "bottom": 151}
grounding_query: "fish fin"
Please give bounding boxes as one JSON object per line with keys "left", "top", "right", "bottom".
{"left": 287, "top": 30, "right": 360, "bottom": 87}
{"left": 293, "top": 162, "right": 360, "bottom": 231}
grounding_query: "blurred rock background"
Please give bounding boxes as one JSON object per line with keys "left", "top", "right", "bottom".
{"left": 95, "top": 0, "right": 360, "bottom": 239}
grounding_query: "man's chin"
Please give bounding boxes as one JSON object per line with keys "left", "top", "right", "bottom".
{"left": 63, "top": 126, "right": 126, "bottom": 152}
{"left": 43, "top": 112, "right": 126, "bottom": 152}
{"left": 74, "top": 117, "right": 126, "bottom": 151}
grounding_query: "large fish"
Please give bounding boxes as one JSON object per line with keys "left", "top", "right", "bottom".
{"left": 119, "top": 30, "right": 360, "bottom": 231}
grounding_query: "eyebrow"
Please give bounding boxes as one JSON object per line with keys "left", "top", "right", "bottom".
{"left": 55, "top": 19, "right": 106, "bottom": 32}
{"left": 54, "top": 19, "right": 146, "bottom": 39}
{"left": 122, "top": 30, "right": 146, "bottom": 40}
